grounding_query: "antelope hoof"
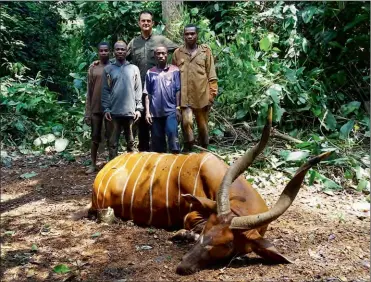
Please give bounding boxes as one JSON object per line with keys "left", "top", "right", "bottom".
{"left": 97, "top": 207, "right": 117, "bottom": 224}
{"left": 170, "top": 229, "right": 200, "bottom": 242}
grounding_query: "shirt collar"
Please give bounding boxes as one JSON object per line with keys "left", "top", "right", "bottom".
{"left": 157, "top": 64, "right": 170, "bottom": 71}
{"left": 113, "top": 60, "right": 129, "bottom": 67}
{"left": 141, "top": 32, "right": 153, "bottom": 41}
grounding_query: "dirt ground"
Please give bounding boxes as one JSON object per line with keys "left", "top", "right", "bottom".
{"left": 1, "top": 153, "right": 370, "bottom": 282}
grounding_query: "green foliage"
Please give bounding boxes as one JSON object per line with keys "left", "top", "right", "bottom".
{"left": 182, "top": 1, "right": 369, "bottom": 140}
{"left": 0, "top": 74, "right": 89, "bottom": 150}
{"left": 0, "top": 2, "right": 71, "bottom": 95}
{"left": 76, "top": 1, "right": 162, "bottom": 47}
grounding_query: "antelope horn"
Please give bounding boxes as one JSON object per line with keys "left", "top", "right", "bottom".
{"left": 217, "top": 108, "right": 273, "bottom": 215}
{"left": 230, "top": 151, "right": 332, "bottom": 229}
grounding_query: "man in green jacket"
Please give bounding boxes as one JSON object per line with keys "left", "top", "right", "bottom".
{"left": 127, "top": 10, "right": 178, "bottom": 152}
{"left": 102, "top": 41, "right": 143, "bottom": 159}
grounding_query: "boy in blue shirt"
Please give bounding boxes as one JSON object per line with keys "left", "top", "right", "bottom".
{"left": 143, "top": 45, "right": 181, "bottom": 153}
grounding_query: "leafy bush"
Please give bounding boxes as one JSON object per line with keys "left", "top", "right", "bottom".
{"left": 0, "top": 73, "right": 89, "bottom": 150}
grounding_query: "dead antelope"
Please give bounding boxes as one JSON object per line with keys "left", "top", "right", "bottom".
{"left": 78, "top": 108, "right": 330, "bottom": 274}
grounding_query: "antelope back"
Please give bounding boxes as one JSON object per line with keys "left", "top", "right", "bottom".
{"left": 92, "top": 152, "right": 218, "bottom": 228}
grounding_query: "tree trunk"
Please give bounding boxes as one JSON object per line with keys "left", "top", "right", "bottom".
{"left": 162, "top": 0, "right": 183, "bottom": 40}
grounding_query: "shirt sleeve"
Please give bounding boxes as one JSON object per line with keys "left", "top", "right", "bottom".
{"left": 173, "top": 69, "right": 181, "bottom": 93}
{"left": 85, "top": 66, "right": 93, "bottom": 117}
{"left": 205, "top": 47, "right": 218, "bottom": 98}
{"left": 171, "top": 49, "right": 178, "bottom": 66}
{"left": 101, "top": 67, "right": 111, "bottom": 113}
{"left": 126, "top": 38, "right": 134, "bottom": 62}
{"left": 143, "top": 71, "right": 151, "bottom": 95}
{"left": 134, "top": 66, "right": 144, "bottom": 111}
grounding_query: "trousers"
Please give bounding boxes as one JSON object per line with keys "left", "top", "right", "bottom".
{"left": 151, "top": 112, "right": 180, "bottom": 153}
{"left": 181, "top": 106, "right": 209, "bottom": 149}
{"left": 109, "top": 116, "right": 134, "bottom": 159}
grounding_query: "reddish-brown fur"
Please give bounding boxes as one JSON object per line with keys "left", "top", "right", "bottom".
{"left": 91, "top": 152, "right": 268, "bottom": 232}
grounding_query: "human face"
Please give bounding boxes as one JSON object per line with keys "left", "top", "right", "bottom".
{"left": 114, "top": 42, "right": 127, "bottom": 61}
{"left": 98, "top": 45, "right": 109, "bottom": 60}
{"left": 139, "top": 13, "right": 154, "bottom": 34}
{"left": 154, "top": 47, "right": 168, "bottom": 65}
{"left": 184, "top": 27, "right": 198, "bottom": 47}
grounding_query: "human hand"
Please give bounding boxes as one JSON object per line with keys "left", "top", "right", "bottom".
{"left": 145, "top": 113, "right": 153, "bottom": 125}
{"left": 104, "top": 112, "right": 112, "bottom": 121}
{"left": 134, "top": 111, "right": 141, "bottom": 123}
{"left": 84, "top": 117, "right": 91, "bottom": 126}
{"left": 176, "top": 109, "right": 182, "bottom": 122}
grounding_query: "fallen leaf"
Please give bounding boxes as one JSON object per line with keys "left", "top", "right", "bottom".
{"left": 91, "top": 232, "right": 101, "bottom": 238}
{"left": 20, "top": 172, "right": 38, "bottom": 179}
{"left": 53, "top": 264, "right": 71, "bottom": 274}
{"left": 135, "top": 245, "right": 152, "bottom": 251}
{"left": 31, "top": 244, "right": 38, "bottom": 252}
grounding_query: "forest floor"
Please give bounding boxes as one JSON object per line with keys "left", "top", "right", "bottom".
{"left": 1, "top": 151, "right": 370, "bottom": 282}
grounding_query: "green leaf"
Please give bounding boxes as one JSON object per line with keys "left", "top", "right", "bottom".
{"left": 31, "top": 244, "right": 38, "bottom": 252}
{"left": 235, "top": 109, "right": 247, "bottom": 120}
{"left": 340, "top": 101, "right": 361, "bottom": 116}
{"left": 324, "top": 112, "right": 337, "bottom": 131}
{"left": 309, "top": 170, "right": 316, "bottom": 185}
{"left": 190, "top": 8, "right": 199, "bottom": 16}
{"left": 302, "top": 38, "right": 309, "bottom": 53}
{"left": 4, "top": 231, "right": 15, "bottom": 236}
{"left": 215, "top": 22, "right": 223, "bottom": 30}
{"left": 302, "top": 6, "right": 316, "bottom": 23}
{"left": 212, "top": 129, "right": 224, "bottom": 137}
{"left": 357, "top": 179, "right": 368, "bottom": 192}
{"left": 91, "top": 232, "right": 101, "bottom": 238}
{"left": 266, "top": 84, "right": 282, "bottom": 103}
{"left": 273, "top": 103, "right": 285, "bottom": 123}
{"left": 339, "top": 120, "right": 355, "bottom": 140}
{"left": 53, "top": 264, "right": 71, "bottom": 274}
{"left": 214, "top": 3, "right": 219, "bottom": 11}
{"left": 15, "top": 120, "right": 25, "bottom": 132}
{"left": 323, "top": 178, "right": 342, "bottom": 190}
{"left": 284, "top": 68, "right": 297, "bottom": 83}
{"left": 78, "top": 62, "right": 87, "bottom": 71}
{"left": 344, "top": 13, "right": 368, "bottom": 31}
{"left": 344, "top": 170, "right": 353, "bottom": 179}
{"left": 296, "top": 141, "right": 314, "bottom": 149}
{"left": 20, "top": 172, "right": 38, "bottom": 179}
{"left": 285, "top": 151, "right": 309, "bottom": 162}
{"left": 259, "top": 37, "right": 271, "bottom": 51}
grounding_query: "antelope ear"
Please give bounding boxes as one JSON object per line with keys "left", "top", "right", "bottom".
{"left": 181, "top": 194, "right": 217, "bottom": 213}
{"left": 244, "top": 230, "right": 293, "bottom": 264}
{"left": 250, "top": 237, "right": 293, "bottom": 264}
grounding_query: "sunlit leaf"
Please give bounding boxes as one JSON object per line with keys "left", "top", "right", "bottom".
{"left": 285, "top": 151, "right": 309, "bottom": 162}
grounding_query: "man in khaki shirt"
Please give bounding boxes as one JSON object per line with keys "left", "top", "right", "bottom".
{"left": 172, "top": 24, "right": 218, "bottom": 151}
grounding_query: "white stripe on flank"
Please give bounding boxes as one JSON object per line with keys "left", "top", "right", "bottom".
{"left": 130, "top": 153, "right": 155, "bottom": 220}
{"left": 96, "top": 155, "right": 127, "bottom": 209}
{"left": 120, "top": 154, "right": 146, "bottom": 217}
{"left": 166, "top": 155, "right": 180, "bottom": 226}
{"left": 148, "top": 154, "right": 166, "bottom": 225}
{"left": 101, "top": 153, "right": 136, "bottom": 208}
{"left": 190, "top": 153, "right": 213, "bottom": 212}
{"left": 177, "top": 154, "right": 194, "bottom": 215}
